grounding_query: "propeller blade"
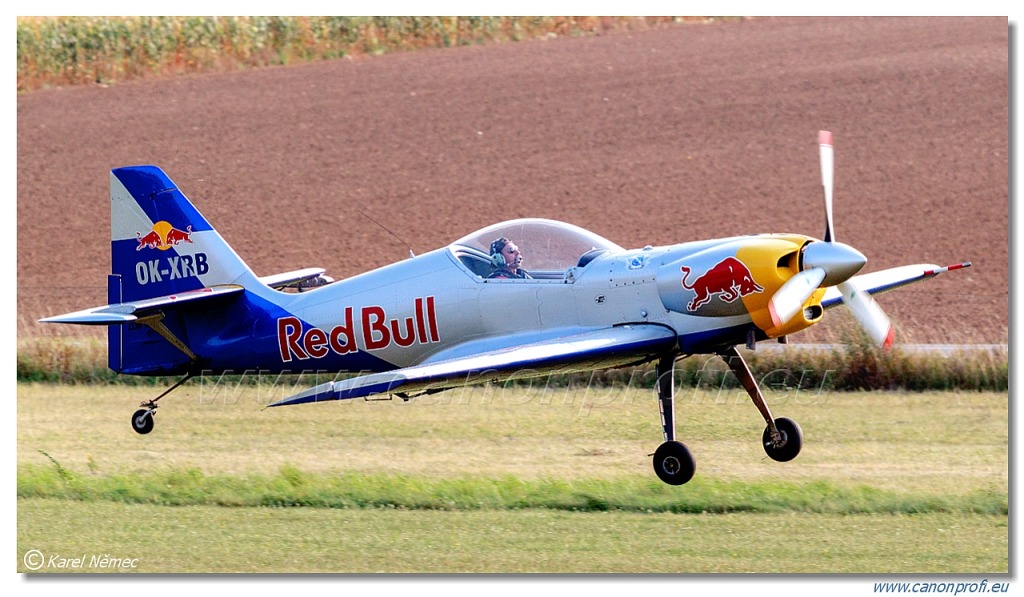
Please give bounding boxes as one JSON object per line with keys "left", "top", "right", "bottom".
{"left": 819, "top": 130, "right": 835, "bottom": 243}
{"left": 815, "top": 130, "right": 892, "bottom": 349}
{"left": 768, "top": 268, "right": 827, "bottom": 328}
{"left": 837, "top": 280, "right": 895, "bottom": 349}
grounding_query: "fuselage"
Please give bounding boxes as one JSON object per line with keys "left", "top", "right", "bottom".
{"left": 159, "top": 222, "right": 825, "bottom": 377}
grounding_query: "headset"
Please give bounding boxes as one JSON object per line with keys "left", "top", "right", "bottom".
{"left": 490, "top": 237, "right": 510, "bottom": 268}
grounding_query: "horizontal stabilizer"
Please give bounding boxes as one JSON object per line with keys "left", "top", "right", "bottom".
{"left": 821, "top": 262, "right": 971, "bottom": 309}
{"left": 39, "top": 285, "right": 244, "bottom": 326}
{"left": 268, "top": 323, "right": 678, "bottom": 407}
{"left": 259, "top": 268, "right": 328, "bottom": 290}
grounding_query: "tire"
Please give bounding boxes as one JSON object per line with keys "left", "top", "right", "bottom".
{"left": 652, "top": 440, "right": 696, "bottom": 485}
{"left": 131, "top": 409, "right": 155, "bottom": 435}
{"left": 762, "top": 417, "right": 802, "bottom": 462}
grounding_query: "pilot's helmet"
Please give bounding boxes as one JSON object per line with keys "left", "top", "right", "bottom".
{"left": 490, "top": 237, "right": 511, "bottom": 257}
{"left": 490, "top": 237, "right": 513, "bottom": 268}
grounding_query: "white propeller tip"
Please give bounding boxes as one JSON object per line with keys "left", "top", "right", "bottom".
{"left": 819, "top": 130, "right": 833, "bottom": 146}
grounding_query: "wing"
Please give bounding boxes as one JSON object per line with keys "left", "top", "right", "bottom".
{"left": 820, "top": 262, "right": 971, "bottom": 310}
{"left": 38, "top": 285, "right": 245, "bottom": 325}
{"left": 268, "top": 323, "right": 678, "bottom": 406}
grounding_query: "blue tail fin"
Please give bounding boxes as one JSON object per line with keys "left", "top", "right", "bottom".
{"left": 109, "top": 166, "right": 260, "bottom": 374}
{"left": 110, "top": 166, "right": 258, "bottom": 302}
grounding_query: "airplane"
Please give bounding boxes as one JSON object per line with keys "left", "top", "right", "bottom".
{"left": 40, "top": 131, "right": 970, "bottom": 485}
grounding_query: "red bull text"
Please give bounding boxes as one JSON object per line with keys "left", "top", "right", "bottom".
{"left": 278, "top": 296, "right": 441, "bottom": 362}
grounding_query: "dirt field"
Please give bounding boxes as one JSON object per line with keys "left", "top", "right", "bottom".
{"left": 16, "top": 17, "right": 1008, "bottom": 344}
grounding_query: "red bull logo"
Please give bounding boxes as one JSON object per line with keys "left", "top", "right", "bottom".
{"left": 277, "top": 297, "right": 441, "bottom": 362}
{"left": 137, "top": 221, "right": 193, "bottom": 251}
{"left": 680, "top": 257, "right": 764, "bottom": 312}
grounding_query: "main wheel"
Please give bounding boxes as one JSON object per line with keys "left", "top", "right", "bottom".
{"left": 653, "top": 440, "right": 696, "bottom": 485}
{"left": 762, "top": 417, "right": 802, "bottom": 462}
{"left": 131, "top": 409, "right": 155, "bottom": 435}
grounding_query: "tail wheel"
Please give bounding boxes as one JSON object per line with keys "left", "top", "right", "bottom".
{"left": 762, "top": 417, "right": 802, "bottom": 462}
{"left": 653, "top": 440, "right": 696, "bottom": 486}
{"left": 131, "top": 409, "right": 155, "bottom": 435}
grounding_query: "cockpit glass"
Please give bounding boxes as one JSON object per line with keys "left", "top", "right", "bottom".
{"left": 451, "top": 218, "right": 622, "bottom": 270}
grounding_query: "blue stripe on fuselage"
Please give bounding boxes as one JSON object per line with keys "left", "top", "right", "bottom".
{"left": 120, "top": 289, "right": 397, "bottom": 376}
{"left": 677, "top": 323, "right": 760, "bottom": 354}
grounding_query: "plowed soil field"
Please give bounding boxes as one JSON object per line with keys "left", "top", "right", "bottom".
{"left": 16, "top": 16, "right": 1008, "bottom": 344}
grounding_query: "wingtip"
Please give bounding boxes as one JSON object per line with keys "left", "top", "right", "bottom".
{"left": 924, "top": 261, "right": 973, "bottom": 277}
{"left": 38, "top": 311, "right": 138, "bottom": 325}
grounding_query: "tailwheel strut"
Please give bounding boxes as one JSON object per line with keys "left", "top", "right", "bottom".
{"left": 719, "top": 346, "right": 803, "bottom": 462}
{"left": 131, "top": 373, "right": 193, "bottom": 435}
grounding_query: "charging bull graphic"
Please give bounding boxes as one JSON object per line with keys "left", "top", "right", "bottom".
{"left": 680, "top": 257, "right": 764, "bottom": 312}
{"left": 136, "top": 221, "right": 193, "bottom": 251}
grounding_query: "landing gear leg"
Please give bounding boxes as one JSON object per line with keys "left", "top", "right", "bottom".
{"left": 657, "top": 354, "right": 676, "bottom": 443}
{"left": 652, "top": 353, "right": 695, "bottom": 485}
{"left": 131, "top": 373, "right": 193, "bottom": 435}
{"left": 719, "top": 346, "right": 802, "bottom": 462}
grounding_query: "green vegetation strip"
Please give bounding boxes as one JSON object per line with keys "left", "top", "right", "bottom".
{"left": 19, "top": 461, "right": 1007, "bottom": 515}
{"left": 17, "top": 16, "right": 698, "bottom": 92}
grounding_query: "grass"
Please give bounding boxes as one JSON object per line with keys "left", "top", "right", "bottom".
{"left": 17, "top": 499, "right": 1008, "bottom": 573}
{"left": 16, "top": 384, "right": 1009, "bottom": 492}
{"left": 18, "top": 463, "right": 1007, "bottom": 515}
{"left": 17, "top": 383, "right": 1008, "bottom": 572}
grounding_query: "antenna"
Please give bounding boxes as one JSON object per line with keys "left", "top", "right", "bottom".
{"left": 358, "top": 209, "right": 416, "bottom": 258}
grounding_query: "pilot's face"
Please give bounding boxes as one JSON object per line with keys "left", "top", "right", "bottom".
{"left": 502, "top": 243, "right": 521, "bottom": 266}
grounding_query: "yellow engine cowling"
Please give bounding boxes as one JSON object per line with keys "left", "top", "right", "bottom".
{"left": 736, "top": 234, "right": 825, "bottom": 338}
{"left": 657, "top": 234, "right": 825, "bottom": 339}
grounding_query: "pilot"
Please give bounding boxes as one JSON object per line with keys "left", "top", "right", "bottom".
{"left": 487, "top": 237, "right": 531, "bottom": 279}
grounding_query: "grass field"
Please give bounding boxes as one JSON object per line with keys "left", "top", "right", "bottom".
{"left": 16, "top": 382, "right": 1009, "bottom": 573}
{"left": 17, "top": 500, "right": 1006, "bottom": 573}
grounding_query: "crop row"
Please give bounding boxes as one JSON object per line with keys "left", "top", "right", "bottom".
{"left": 17, "top": 16, "right": 699, "bottom": 92}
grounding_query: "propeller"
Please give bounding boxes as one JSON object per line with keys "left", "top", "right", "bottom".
{"left": 817, "top": 131, "right": 894, "bottom": 348}
{"left": 766, "top": 131, "right": 893, "bottom": 349}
